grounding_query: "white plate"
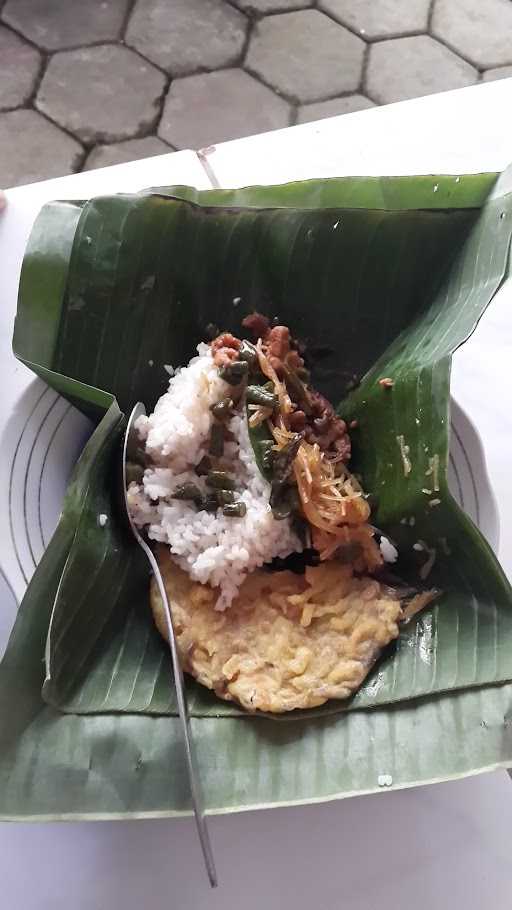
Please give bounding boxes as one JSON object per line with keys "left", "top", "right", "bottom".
{"left": 1, "top": 82, "right": 512, "bottom": 910}
{"left": 449, "top": 399, "right": 499, "bottom": 550}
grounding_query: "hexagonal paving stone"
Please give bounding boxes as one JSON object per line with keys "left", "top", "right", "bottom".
{"left": 0, "top": 109, "right": 83, "bottom": 187}
{"left": 319, "top": 0, "right": 430, "bottom": 39}
{"left": 366, "top": 36, "right": 477, "bottom": 105}
{"left": 159, "top": 69, "right": 290, "bottom": 149}
{"left": 126, "top": 0, "right": 247, "bottom": 75}
{"left": 233, "top": 0, "right": 311, "bottom": 11}
{"left": 2, "top": 0, "right": 130, "bottom": 52}
{"left": 297, "top": 94, "right": 375, "bottom": 124}
{"left": 483, "top": 66, "right": 512, "bottom": 82}
{"left": 432, "top": 0, "right": 512, "bottom": 70}
{"left": 246, "top": 10, "right": 365, "bottom": 103}
{"left": 84, "top": 137, "right": 172, "bottom": 170}
{"left": 36, "top": 45, "right": 166, "bottom": 144}
{"left": 0, "top": 26, "right": 41, "bottom": 109}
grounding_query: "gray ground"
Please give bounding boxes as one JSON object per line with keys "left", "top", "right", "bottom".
{"left": 1, "top": 0, "right": 512, "bottom": 187}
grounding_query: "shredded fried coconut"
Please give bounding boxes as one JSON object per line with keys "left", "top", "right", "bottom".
{"left": 255, "top": 341, "right": 382, "bottom": 568}
{"left": 396, "top": 434, "right": 412, "bottom": 476}
{"left": 432, "top": 454, "right": 440, "bottom": 492}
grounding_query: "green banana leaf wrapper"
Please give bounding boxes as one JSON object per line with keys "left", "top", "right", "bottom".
{"left": 2, "top": 171, "right": 512, "bottom": 819}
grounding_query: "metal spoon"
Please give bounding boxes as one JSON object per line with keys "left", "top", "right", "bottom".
{"left": 122, "top": 402, "right": 217, "bottom": 888}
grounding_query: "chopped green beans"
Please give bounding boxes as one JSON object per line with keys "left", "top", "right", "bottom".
{"left": 246, "top": 385, "right": 278, "bottom": 409}
{"left": 285, "top": 485, "right": 301, "bottom": 513}
{"left": 206, "top": 470, "right": 236, "bottom": 490}
{"left": 202, "top": 489, "right": 245, "bottom": 513}
{"left": 270, "top": 485, "right": 292, "bottom": 520}
{"left": 218, "top": 360, "right": 249, "bottom": 384}
{"left": 273, "top": 434, "right": 302, "bottom": 484}
{"left": 259, "top": 439, "right": 274, "bottom": 473}
{"left": 210, "top": 397, "right": 234, "bottom": 421}
{"left": 282, "top": 366, "right": 312, "bottom": 415}
{"left": 209, "top": 422, "right": 224, "bottom": 456}
{"left": 202, "top": 493, "right": 219, "bottom": 512}
{"left": 215, "top": 489, "right": 237, "bottom": 505}
{"left": 222, "top": 501, "right": 247, "bottom": 518}
{"left": 171, "top": 479, "right": 243, "bottom": 515}
{"left": 238, "top": 339, "right": 258, "bottom": 367}
{"left": 172, "top": 482, "right": 202, "bottom": 503}
{"left": 249, "top": 369, "right": 266, "bottom": 386}
{"left": 270, "top": 483, "right": 302, "bottom": 520}
{"left": 195, "top": 455, "right": 211, "bottom": 476}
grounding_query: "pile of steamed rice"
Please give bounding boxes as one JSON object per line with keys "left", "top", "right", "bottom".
{"left": 128, "top": 343, "right": 302, "bottom": 609}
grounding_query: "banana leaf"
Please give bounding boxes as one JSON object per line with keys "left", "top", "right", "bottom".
{"left": 1, "top": 171, "right": 512, "bottom": 819}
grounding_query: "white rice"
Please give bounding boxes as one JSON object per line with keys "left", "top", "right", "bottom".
{"left": 135, "top": 343, "right": 227, "bottom": 472}
{"left": 128, "top": 344, "right": 301, "bottom": 609}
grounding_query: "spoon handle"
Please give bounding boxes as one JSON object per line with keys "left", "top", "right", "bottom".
{"left": 123, "top": 402, "right": 217, "bottom": 888}
{"left": 145, "top": 541, "right": 218, "bottom": 888}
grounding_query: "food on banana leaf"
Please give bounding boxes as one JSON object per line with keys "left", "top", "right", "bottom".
{"left": 128, "top": 314, "right": 436, "bottom": 712}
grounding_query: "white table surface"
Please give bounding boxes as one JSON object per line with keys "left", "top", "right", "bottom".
{"left": 1, "top": 80, "right": 512, "bottom": 909}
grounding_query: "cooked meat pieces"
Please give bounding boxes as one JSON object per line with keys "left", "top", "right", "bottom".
{"left": 151, "top": 547, "right": 402, "bottom": 713}
{"left": 242, "top": 312, "right": 270, "bottom": 339}
{"left": 305, "top": 389, "right": 351, "bottom": 461}
{"left": 266, "top": 324, "right": 288, "bottom": 359}
{"left": 211, "top": 332, "right": 241, "bottom": 367}
{"left": 289, "top": 409, "right": 307, "bottom": 431}
{"left": 214, "top": 313, "right": 352, "bottom": 462}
